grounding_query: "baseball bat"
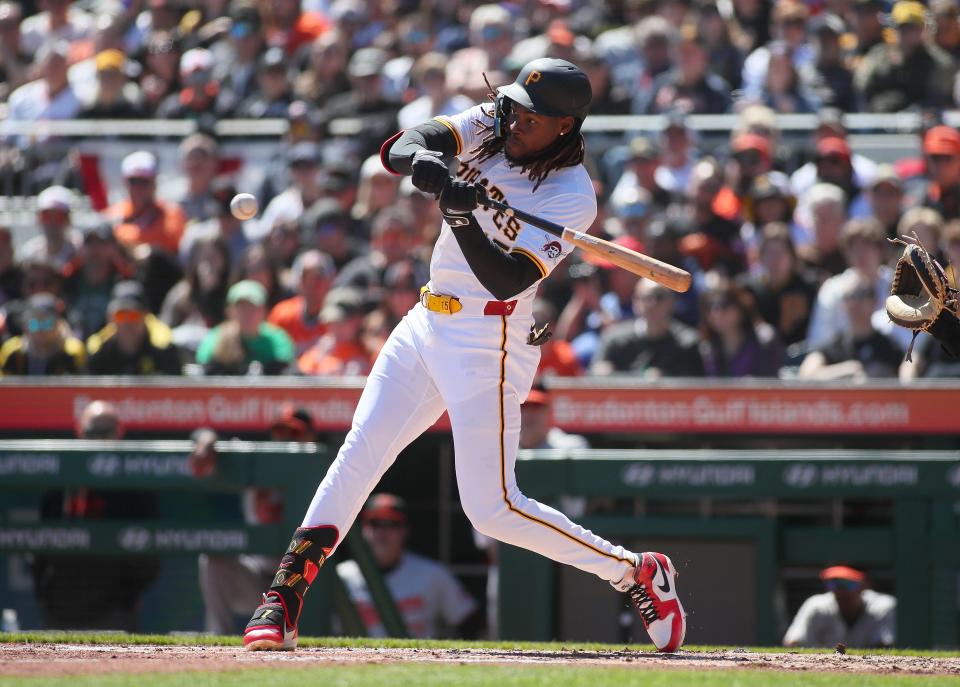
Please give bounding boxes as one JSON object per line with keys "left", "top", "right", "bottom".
{"left": 477, "top": 194, "right": 692, "bottom": 293}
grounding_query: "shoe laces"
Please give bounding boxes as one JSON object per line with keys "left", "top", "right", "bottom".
{"left": 628, "top": 582, "right": 660, "bottom": 625}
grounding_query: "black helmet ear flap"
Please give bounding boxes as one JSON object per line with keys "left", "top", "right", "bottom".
{"left": 494, "top": 94, "right": 512, "bottom": 139}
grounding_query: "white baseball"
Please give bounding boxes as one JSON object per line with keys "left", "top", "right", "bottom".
{"left": 230, "top": 193, "right": 258, "bottom": 220}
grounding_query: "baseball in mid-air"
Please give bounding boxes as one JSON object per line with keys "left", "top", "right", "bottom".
{"left": 230, "top": 193, "right": 258, "bottom": 220}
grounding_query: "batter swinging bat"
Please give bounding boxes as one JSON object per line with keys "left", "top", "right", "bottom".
{"left": 477, "top": 194, "right": 692, "bottom": 293}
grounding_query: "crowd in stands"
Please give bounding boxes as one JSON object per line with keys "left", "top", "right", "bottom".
{"left": 3, "top": 0, "right": 960, "bottom": 382}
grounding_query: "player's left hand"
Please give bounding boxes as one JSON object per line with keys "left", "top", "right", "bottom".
{"left": 439, "top": 180, "right": 481, "bottom": 215}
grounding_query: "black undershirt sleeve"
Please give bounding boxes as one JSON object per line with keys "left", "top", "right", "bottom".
{"left": 449, "top": 215, "right": 543, "bottom": 301}
{"left": 386, "top": 120, "right": 459, "bottom": 174}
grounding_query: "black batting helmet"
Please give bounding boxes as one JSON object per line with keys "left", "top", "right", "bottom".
{"left": 497, "top": 58, "right": 592, "bottom": 121}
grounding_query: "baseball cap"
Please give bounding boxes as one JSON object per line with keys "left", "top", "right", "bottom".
{"left": 109, "top": 280, "right": 148, "bottom": 312}
{"left": 923, "top": 125, "right": 960, "bottom": 155}
{"left": 348, "top": 47, "right": 387, "bottom": 78}
{"left": 121, "top": 150, "right": 158, "bottom": 179}
{"left": 891, "top": 0, "right": 926, "bottom": 25}
{"left": 320, "top": 286, "right": 366, "bottom": 324}
{"left": 286, "top": 141, "right": 321, "bottom": 166}
{"left": 270, "top": 405, "right": 315, "bottom": 436}
{"left": 810, "top": 12, "right": 845, "bottom": 35}
{"left": 25, "top": 292, "right": 59, "bottom": 317}
{"left": 871, "top": 164, "right": 902, "bottom": 190}
{"left": 820, "top": 565, "right": 865, "bottom": 583}
{"left": 95, "top": 49, "right": 126, "bottom": 73}
{"left": 748, "top": 173, "right": 790, "bottom": 201}
{"left": 611, "top": 187, "right": 652, "bottom": 220}
{"left": 37, "top": 185, "right": 73, "bottom": 212}
{"left": 227, "top": 279, "right": 267, "bottom": 307}
{"left": 82, "top": 221, "right": 114, "bottom": 243}
{"left": 546, "top": 19, "right": 575, "bottom": 48}
{"left": 180, "top": 48, "right": 213, "bottom": 77}
{"left": 258, "top": 46, "right": 286, "bottom": 72}
{"left": 361, "top": 493, "right": 408, "bottom": 523}
{"left": 732, "top": 132, "right": 772, "bottom": 162}
{"left": 816, "top": 136, "right": 851, "bottom": 160}
{"left": 629, "top": 136, "right": 660, "bottom": 161}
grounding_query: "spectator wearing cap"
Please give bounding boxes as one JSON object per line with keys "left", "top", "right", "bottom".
{"left": 300, "top": 198, "right": 363, "bottom": 270}
{"left": 783, "top": 566, "right": 896, "bottom": 648}
{"left": 178, "top": 178, "right": 252, "bottom": 266}
{"left": 196, "top": 279, "right": 294, "bottom": 375}
{"left": 682, "top": 159, "right": 746, "bottom": 276}
{"left": 20, "top": 186, "right": 82, "bottom": 269}
{"left": 445, "top": 4, "right": 514, "bottom": 102}
{"left": 594, "top": 16, "right": 674, "bottom": 118}
{"left": 62, "top": 222, "right": 136, "bottom": 340}
{"left": 934, "top": 0, "right": 960, "bottom": 58}
{"left": 868, "top": 166, "right": 906, "bottom": 239}
{"left": 260, "top": 0, "right": 329, "bottom": 56}
{"left": 229, "top": 244, "right": 289, "bottom": 309}
{"left": 210, "top": 4, "right": 264, "bottom": 115}
{"left": 699, "top": 282, "right": 784, "bottom": 377}
{"left": 268, "top": 250, "right": 335, "bottom": 355}
{"left": 1, "top": 258, "right": 63, "bottom": 339}
{"left": 298, "top": 286, "right": 372, "bottom": 376}
{"left": 855, "top": 1, "right": 956, "bottom": 112}
{"left": 398, "top": 52, "right": 475, "bottom": 131}
{"left": 362, "top": 258, "right": 428, "bottom": 356}
{"left": 607, "top": 188, "right": 653, "bottom": 245}
{"left": 191, "top": 405, "right": 318, "bottom": 634}
{"left": 257, "top": 142, "right": 326, "bottom": 242}
{"left": 86, "top": 281, "right": 181, "bottom": 375}
{"left": 806, "top": 218, "right": 899, "bottom": 351}
{"left": 336, "top": 207, "right": 417, "bottom": 291}
{"left": 0, "top": 2, "right": 30, "bottom": 101}
{"left": 920, "top": 125, "right": 960, "bottom": 220}
{"left": 157, "top": 47, "right": 227, "bottom": 120}
{"left": 107, "top": 150, "right": 186, "bottom": 256}
{"left": 713, "top": 132, "right": 774, "bottom": 223}
{"left": 18, "top": 0, "right": 94, "bottom": 57}
{"left": 739, "top": 172, "right": 798, "bottom": 266}
{"left": 336, "top": 493, "right": 480, "bottom": 639}
{"left": 77, "top": 49, "right": 144, "bottom": 119}
{"left": 849, "top": 0, "right": 887, "bottom": 64}
{"left": 592, "top": 278, "right": 704, "bottom": 378}
{"left": 2, "top": 41, "right": 80, "bottom": 150}
{"left": 0, "top": 292, "right": 85, "bottom": 375}
{"left": 790, "top": 108, "right": 880, "bottom": 200}
{"left": 139, "top": 30, "right": 181, "bottom": 115}
{"left": 738, "top": 222, "right": 820, "bottom": 348}
{"left": 235, "top": 47, "right": 293, "bottom": 119}
{"left": 806, "top": 136, "right": 872, "bottom": 219}
{"left": 520, "top": 386, "right": 588, "bottom": 450}
{"left": 608, "top": 137, "right": 671, "bottom": 213}
{"left": 157, "top": 133, "right": 223, "bottom": 224}
{"left": 637, "top": 22, "right": 731, "bottom": 115}
{"left": 741, "top": 0, "right": 815, "bottom": 103}
{"left": 555, "top": 260, "right": 608, "bottom": 369}
{"left": 319, "top": 46, "right": 400, "bottom": 160}
{"left": 381, "top": 13, "right": 438, "bottom": 103}
{"left": 799, "top": 13, "right": 855, "bottom": 112}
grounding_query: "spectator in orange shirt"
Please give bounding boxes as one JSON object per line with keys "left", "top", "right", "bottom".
{"left": 533, "top": 298, "right": 582, "bottom": 377}
{"left": 108, "top": 150, "right": 186, "bottom": 256}
{"left": 268, "top": 249, "right": 335, "bottom": 355}
{"left": 260, "top": 0, "right": 329, "bottom": 56}
{"left": 298, "top": 286, "right": 372, "bottom": 376}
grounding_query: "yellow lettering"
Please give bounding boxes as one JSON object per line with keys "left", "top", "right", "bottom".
{"left": 524, "top": 70, "right": 542, "bottom": 87}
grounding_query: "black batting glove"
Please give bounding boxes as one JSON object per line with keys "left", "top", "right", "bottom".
{"left": 439, "top": 180, "right": 482, "bottom": 215}
{"left": 410, "top": 150, "right": 449, "bottom": 196}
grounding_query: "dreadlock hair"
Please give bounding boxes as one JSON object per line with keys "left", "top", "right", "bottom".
{"left": 467, "top": 75, "right": 585, "bottom": 192}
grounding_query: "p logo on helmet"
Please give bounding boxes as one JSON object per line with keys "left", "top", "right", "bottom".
{"left": 524, "top": 70, "right": 542, "bottom": 87}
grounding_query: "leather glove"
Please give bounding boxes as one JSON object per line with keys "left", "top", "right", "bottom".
{"left": 439, "top": 180, "right": 483, "bottom": 227}
{"left": 410, "top": 149, "right": 449, "bottom": 196}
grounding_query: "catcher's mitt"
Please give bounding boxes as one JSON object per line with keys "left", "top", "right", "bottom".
{"left": 886, "top": 235, "right": 960, "bottom": 360}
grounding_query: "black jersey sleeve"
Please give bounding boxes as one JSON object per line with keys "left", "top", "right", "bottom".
{"left": 383, "top": 120, "right": 460, "bottom": 175}
{"left": 449, "top": 214, "right": 543, "bottom": 301}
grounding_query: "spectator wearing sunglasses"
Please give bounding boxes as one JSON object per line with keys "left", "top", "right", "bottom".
{"left": 107, "top": 150, "right": 186, "bottom": 257}
{"left": 86, "top": 280, "right": 181, "bottom": 375}
{"left": 0, "top": 292, "right": 85, "bottom": 375}
{"left": 798, "top": 274, "right": 903, "bottom": 380}
{"left": 783, "top": 566, "right": 896, "bottom": 648}
{"left": 336, "top": 494, "right": 480, "bottom": 639}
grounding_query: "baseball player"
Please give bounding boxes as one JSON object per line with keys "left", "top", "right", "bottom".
{"left": 242, "top": 58, "right": 686, "bottom": 653}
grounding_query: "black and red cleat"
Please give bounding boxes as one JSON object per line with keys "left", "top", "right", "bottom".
{"left": 243, "top": 591, "right": 298, "bottom": 651}
{"left": 626, "top": 552, "right": 686, "bottom": 652}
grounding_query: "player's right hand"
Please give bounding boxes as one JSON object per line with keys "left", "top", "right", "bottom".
{"left": 410, "top": 149, "right": 448, "bottom": 195}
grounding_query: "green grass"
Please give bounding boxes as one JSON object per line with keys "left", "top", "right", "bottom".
{"left": 2, "top": 665, "right": 960, "bottom": 687}
{"left": 4, "top": 631, "right": 960, "bottom": 658}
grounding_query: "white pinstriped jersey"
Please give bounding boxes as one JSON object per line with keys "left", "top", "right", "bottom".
{"left": 429, "top": 104, "right": 597, "bottom": 304}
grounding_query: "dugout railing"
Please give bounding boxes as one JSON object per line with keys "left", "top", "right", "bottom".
{"left": 0, "top": 439, "right": 409, "bottom": 638}
{"left": 500, "top": 449, "right": 960, "bottom": 649}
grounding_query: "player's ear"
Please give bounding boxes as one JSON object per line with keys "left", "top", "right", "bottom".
{"left": 557, "top": 116, "right": 575, "bottom": 138}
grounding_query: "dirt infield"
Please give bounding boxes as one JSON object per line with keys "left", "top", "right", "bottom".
{"left": 3, "top": 643, "right": 960, "bottom": 678}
